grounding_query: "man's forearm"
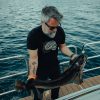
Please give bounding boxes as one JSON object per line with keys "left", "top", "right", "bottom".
{"left": 28, "top": 58, "right": 38, "bottom": 79}
{"left": 60, "top": 45, "right": 74, "bottom": 57}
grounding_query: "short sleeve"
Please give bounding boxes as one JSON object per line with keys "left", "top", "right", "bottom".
{"left": 58, "top": 27, "right": 65, "bottom": 44}
{"left": 27, "top": 29, "right": 38, "bottom": 50}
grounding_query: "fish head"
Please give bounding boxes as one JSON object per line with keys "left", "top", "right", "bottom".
{"left": 72, "top": 54, "right": 87, "bottom": 71}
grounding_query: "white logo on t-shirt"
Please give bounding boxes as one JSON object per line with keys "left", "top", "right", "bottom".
{"left": 43, "top": 40, "right": 57, "bottom": 53}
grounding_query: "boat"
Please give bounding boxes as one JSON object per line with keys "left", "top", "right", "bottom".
{"left": 0, "top": 41, "right": 100, "bottom": 100}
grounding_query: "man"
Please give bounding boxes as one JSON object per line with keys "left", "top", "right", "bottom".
{"left": 27, "top": 6, "right": 77, "bottom": 100}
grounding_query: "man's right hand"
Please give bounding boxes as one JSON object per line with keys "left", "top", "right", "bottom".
{"left": 28, "top": 74, "right": 37, "bottom": 80}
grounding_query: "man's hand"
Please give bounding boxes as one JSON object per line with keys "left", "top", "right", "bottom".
{"left": 28, "top": 74, "right": 37, "bottom": 80}
{"left": 70, "top": 54, "right": 78, "bottom": 64}
{"left": 26, "top": 78, "right": 35, "bottom": 90}
{"left": 70, "top": 54, "right": 78, "bottom": 60}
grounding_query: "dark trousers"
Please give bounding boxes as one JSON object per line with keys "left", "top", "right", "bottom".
{"left": 35, "top": 65, "right": 61, "bottom": 100}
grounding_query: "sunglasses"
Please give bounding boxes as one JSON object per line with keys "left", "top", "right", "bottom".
{"left": 45, "top": 22, "right": 61, "bottom": 30}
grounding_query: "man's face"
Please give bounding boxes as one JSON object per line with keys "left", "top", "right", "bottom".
{"left": 45, "top": 18, "right": 59, "bottom": 33}
{"left": 44, "top": 18, "right": 60, "bottom": 38}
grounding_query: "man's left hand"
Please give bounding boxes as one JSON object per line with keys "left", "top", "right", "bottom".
{"left": 70, "top": 54, "right": 78, "bottom": 64}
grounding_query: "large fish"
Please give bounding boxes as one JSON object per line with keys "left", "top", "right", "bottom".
{"left": 15, "top": 54, "right": 87, "bottom": 90}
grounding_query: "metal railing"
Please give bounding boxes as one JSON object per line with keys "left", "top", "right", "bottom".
{"left": 0, "top": 41, "right": 100, "bottom": 96}
{"left": 0, "top": 45, "right": 77, "bottom": 80}
{"left": 0, "top": 55, "right": 25, "bottom": 61}
{"left": 57, "top": 84, "right": 100, "bottom": 100}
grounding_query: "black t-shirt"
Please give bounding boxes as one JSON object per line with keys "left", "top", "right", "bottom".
{"left": 27, "top": 25, "right": 65, "bottom": 68}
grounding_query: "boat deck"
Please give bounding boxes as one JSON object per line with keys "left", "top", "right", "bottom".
{"left": 19, "top": 75, "right": 100, "bottom": 100}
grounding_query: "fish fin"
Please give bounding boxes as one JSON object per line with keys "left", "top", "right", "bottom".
{"left": 73, "top": 70, "right": 84, "bottom": 84}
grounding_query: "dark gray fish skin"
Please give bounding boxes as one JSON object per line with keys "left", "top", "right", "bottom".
{"left": 25, "top": 54, "right": 87, "bottom": 89}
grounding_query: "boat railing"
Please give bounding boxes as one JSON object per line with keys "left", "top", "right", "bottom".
{"left": 0, "top": 41, "right": 100, "bottom": 96}
{"left": 57, "top": 84, "right": 100, "bottom": 100}
{"left": 0, "top": 45, "right": 77, "bottom": 80}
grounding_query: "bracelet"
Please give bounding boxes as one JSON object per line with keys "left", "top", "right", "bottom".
{"left": 70, "top": 53, "right": 75, "bottom": 58}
